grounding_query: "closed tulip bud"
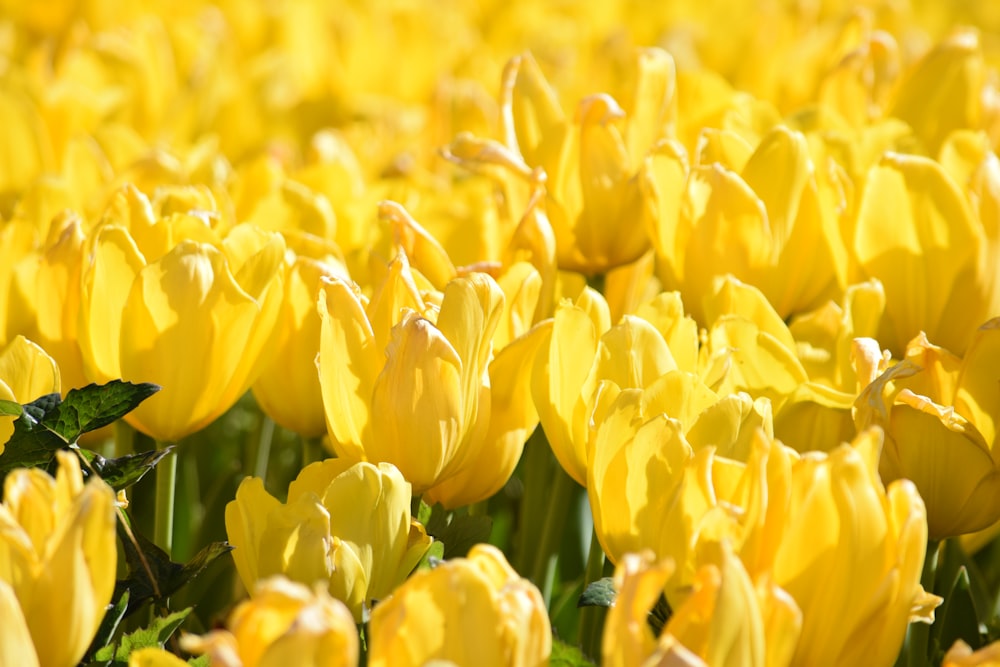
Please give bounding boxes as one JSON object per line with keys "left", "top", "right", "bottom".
{"left": 318, "top": 256, "right": 546, "bottom": 507}
{"left": 0, "top": 335, "right": 60, "bottom": 453}
{"left": 180, "top": 576, "right": 358, "bottom": 667}
{"left": 78, "top": 194, "right": 285, "bottom": 442}
{"left": 856, "top": 320, "right": 1000, "bottom": 538}
{"left": 368, "top": 544, "right": 551, "bottom": 667}
{"left": 0, "top": 451, "right": 117, "bottom": 667}
{"left": 226, "top": 460, "right": 432, "bottom": 622}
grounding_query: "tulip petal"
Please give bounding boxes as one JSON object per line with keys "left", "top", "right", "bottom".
{"left": 317, "top": 278, "right": 380, "bottom": 461}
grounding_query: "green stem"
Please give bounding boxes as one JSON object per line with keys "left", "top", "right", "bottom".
{"left": 905, "top": 539, "right": 940, "bottom": 667}
{"left": 531, "top": 464, "right": 575, "bottom": 608}
{"left": 114, "top": 420, "right": 135, "bottom": 458}
{"left": 154, "top": 441, "right": 177, "bottom": 557}
{"left": 579, "top": 528, "right": 607, "bottom": 659}
{"left": 254, "top": 416, "right": 275, "bottom": 480}
{"left": 514, "top": 428, "right": 553, "bottom": 574}
{"left": 302, "top": 436, "right": 324, "bottom": 467}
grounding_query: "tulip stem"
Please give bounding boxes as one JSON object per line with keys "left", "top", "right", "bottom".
{"left": 531, "top": 463, "right": 575, "bottom": 607}
{"left": 578, "top": 528, "right": 607, "bottom": 658}
{"left": 154, "top": 441, "right": 177, "bottom": 557}
{"left": 254, "top": 416, "right": 275, "bottom": 480}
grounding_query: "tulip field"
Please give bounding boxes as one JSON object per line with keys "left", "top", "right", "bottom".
{"left": 3, "top": 0, "right": 1000, "bottom": 665}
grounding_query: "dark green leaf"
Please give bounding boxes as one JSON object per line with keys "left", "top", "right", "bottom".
{"left": 934, "top": 567, "right": 984, "bottom": 659}
{"left": 550, "top": 637, "right": 597, "bottom": 666}
{"left": 577, "top": 577, "right": 616, "bottom": 609}
{"left": 0, "top": 394, "right": 67, "bottom": 480}
{"left": 424, "top": 504, "right": 493, "bottom": 559}
{"left": 84, "top": 590, "right": 131, "bottom": 666}
{"left": 0, "top": 399, "right": 22, "bottom": 417}
{"left": 78, "top": 447, "right": 173, "bottom": 491}
{"left": 94, "top": 607, "right": 192, "bottom": 663}
{"left": 42, "top": 381, "right": 160, "bottom": 443}
{"left": 116, "top": 521, "right": 232, "bottom": 614}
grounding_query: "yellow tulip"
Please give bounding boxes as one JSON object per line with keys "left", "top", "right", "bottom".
{"left": 368, "top": 544, "right": 551, "bottom": 667}
{"left": 856, "top": 320, "right": 1000, "bottom": 538}
{"left": 603, "top": 545, "right": 801, "bottom": 667}
{"left": 853, "top": 147, "right": 999, "bottom": 356}
{"left": 78, "top": 189, "right": 285, "bottom": 442}
{"left": 890, "top": 29, "right": 987, "bottom": 155}
{"left": 648, "top": 124, "right": 848, "bottom": 323}
{"left": 770, "top": 429, "right": 938, "bottom": 666}
{"left": 0, "top": 335, "right": 60, "bottom": 454}
{"left": 226, "top": 459, "right": 431, "bottom": 622}
{"left": 181, "top": 576, "right": 358, "bottom": 667}
{"left": 0, "top": 451, "right": 117, "bottom": 667}
{"left": 450, "top": 48, "right": 672, "bottom": 276}
{"left": 317, "top": 257, "right": 546, "bottom": 507}
{"left": 5, "top": 212, "right": 89, "bottom": 392}
{"left": 252, "top": 252, "right": 347, "bottom": 438}
{"left": 587, "top": 378, "right": 771, "bottom": 599}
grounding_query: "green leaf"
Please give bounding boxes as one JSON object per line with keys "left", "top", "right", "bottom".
{"left": 78, "top": 447, "right": 173, "bottom": 491}
{"left": 94, "top": 607, "right": 192, "bottom": 663}
{"left": 42, "top": 381, "right": 160, "bottom": 443}
{"left": 577, "top": 577, "right": 616, "bottom": 608}
{"left": 116, "top": 521, "right": 233, "bottom": 614}
{"left": 550, "top": 637, "right": 597, "bottom": 666}
{"left": 424, "top": 504, "right": 493, "bottom": 559}
{"left": 416, "top": 499, "right": 432, "bottom": 526}
{"left": 0, "top": 393, "right": 67, "bottom": 480}
{"left": 0, "top": 399, "right": 22, "bottom": 417}
{"left": 418, "top": 540, "right": 445, "bottom": 570}
{"left": 934, "top": 567, "right": 984, "bottom": 659}
{"left": 83, "top": 590, "right": 131, "bottom": 666}
{"left": 188, "top": 656, "right": 210, "bottom": 666}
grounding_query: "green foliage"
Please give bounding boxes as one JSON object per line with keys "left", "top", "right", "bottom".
{"left": 550, "top": 637, "right": 597, "bottom": 666}
{"left": 577, "top": 577, "right": 616, "bottom": 609}
{"left": 115, "top": 520, "right": 232, "bottom": 615}
{"left": 0, "top": 381, "right": 160, "bottom": 484}
{"left": 424, "top": 503, "right": 494, "bottom": 559}
{"left": 91, "top": 607, "right": 192, "bottom": 665}
{"left": 78, "top": 447, "right": 173, "bottom": 491}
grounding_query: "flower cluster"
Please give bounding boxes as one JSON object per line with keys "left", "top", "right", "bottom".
{"left": 0, "top": 0, "right": 999, "bottom": 666}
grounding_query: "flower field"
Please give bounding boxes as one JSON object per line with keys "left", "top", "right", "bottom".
{"left": 1, "top": 0, "right": 1000, "bottom": 665}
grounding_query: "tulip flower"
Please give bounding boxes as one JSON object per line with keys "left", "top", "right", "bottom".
{"left": 4, "top": 213, "right": 89, "bottom": 392}
{"left": 647, "top": 124, "right": 849, "bottom": 323}
{"left": 78, "top": 187, "right": 285, "bottom": 442}
{"left": 180, "top": 576, "right": 359, "bottom": 667}
{"left": 317, "top": 254, "right": 547, "bottom": 507}
{"left": 0, "top": 335, "right": 60, "bottom": 454}
{"left": 226, "top": 459, "right": 432, "bottom": 622}
{"left": 603, "top": 545, "right": 801, "bottom": 667}
{"left": 368, "top": 544, "right": 551, "bottom": 667}
{"left": 853, "top": 146, "right": 1000, "bottom": 356}
{"left": 252, "top": 250, "right": 348, "bottom": 438}
{"left": 128, "top": 648, "right": 189, "bottom": 667}
{"left": 0, "top": 451, "right": 117, "bottom": 667}
{"left": 770, "top": 429, "right": 939, "bottom": 666}
{"left": 856, "top": 320, "right": 1000, "bottom": 539}
{"left": 0, "top": 579, "right": 39, "bottom": 667}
